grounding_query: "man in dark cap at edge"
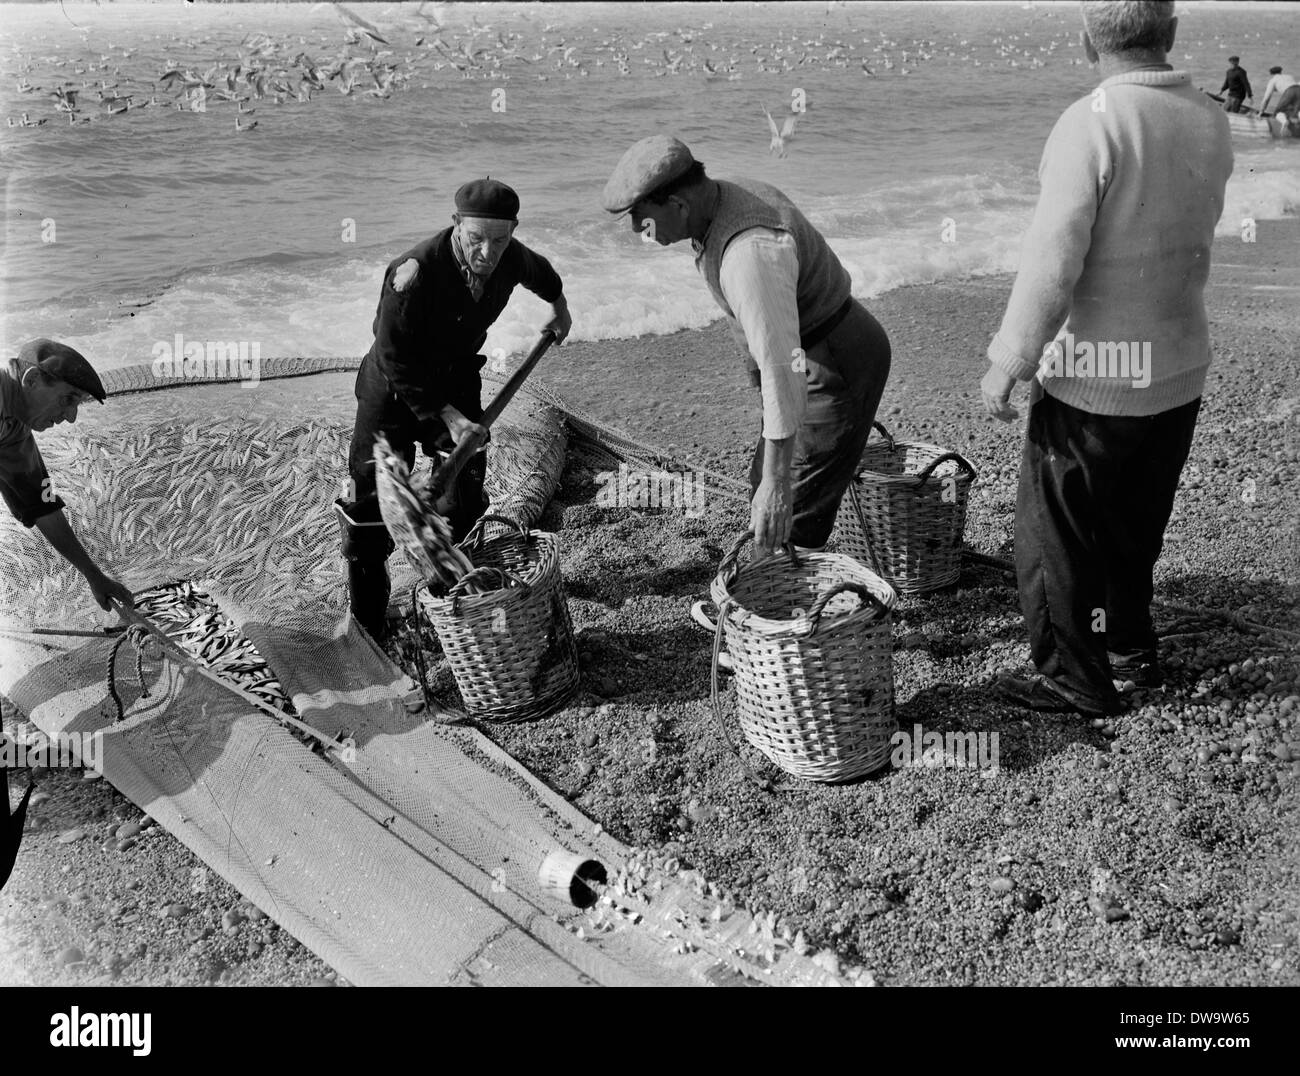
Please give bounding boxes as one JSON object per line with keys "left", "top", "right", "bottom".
{"left": 0, "top": 339, "right": 133, "bottom": 611}
{"left": 340, "top": 178, "right": 572, "bottom": 640}
{"left": 601, "top": 135, "right": 892, "bottom": 561}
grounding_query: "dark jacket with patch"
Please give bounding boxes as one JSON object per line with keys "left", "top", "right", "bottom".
{"left": 361, "top": 227, "right": 563, "bottom": 422}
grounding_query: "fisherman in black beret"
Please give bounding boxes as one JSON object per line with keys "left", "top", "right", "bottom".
{"left": 340, "top": 178, "right": 571, "bottom": 640}
{"left": 0, "top": 339, "right": 132, "bottom": 611}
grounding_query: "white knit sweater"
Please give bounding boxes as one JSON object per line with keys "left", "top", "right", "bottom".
{"left": 988, "top": 69, "right": 1234, "bottom": 417}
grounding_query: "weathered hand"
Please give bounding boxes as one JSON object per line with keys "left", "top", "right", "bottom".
{"left": 750, "top": 474, "right": 793, "bottom": 555}
{"left": 440, "top": 405, "right": 486, "bottom": 447}
{"left": 980, "top": 364, "right": 1020, "bottom": 422}
{"left": 546, "top": 302, "right": 572, "bottom": 345}
{"left": 88, "top": 572, "right": 133, "bottom": 613}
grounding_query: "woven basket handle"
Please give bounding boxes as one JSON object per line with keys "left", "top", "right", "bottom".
{"left": 869, "top": 421, "right": 897, "bottom": 453}
{"left": 717, "top": 530, "right": 802, "bottom": 590}
{"left": 447, "top": 566, "right": 530, "bottom": 613}
{"left": 913, "top": 451, "right": 978, "bottom": 487}
{"left": 459, "top": 512, "right": 529, "bottom": 552}
{"left": 806, "top": 582, "right": 889, "bottom": 635}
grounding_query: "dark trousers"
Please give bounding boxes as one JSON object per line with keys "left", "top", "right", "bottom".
{"left": 1014, "top": 392, "right": 1201, "bottom": 710}
{"left": 1224, "top": 96, "right": 1244, "bottom": 113}
{"left": 345, "top": 354, "right": 489, "bottom": 543}
{"left": 747, "top": 299, "right": 892, "bottom": 548}
{"left": 1272, "top": 84, "right": 1300, "bottom": 120}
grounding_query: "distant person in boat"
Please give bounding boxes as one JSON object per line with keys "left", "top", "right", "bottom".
{"left": 980, "top": 0, "right": 1233, "bottom": 717}
{"left": 1259, "top": 65, "right": 1298, "bottom": 116}
{"left": 0, "top": 339, "right": 133, "bottom": 612}
{"left": 341, "top": 179, "right": 572, "bottom": 640}
{"left": 1220, "top": 55, "right": 1252, "bottom": 112}
{"left": 601, "top": 135, "right": 891, "bottom": 560}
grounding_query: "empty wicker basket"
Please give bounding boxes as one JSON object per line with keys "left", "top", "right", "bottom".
{"left": 709, "top": 531, "right": 897, "bottom": 783}
{"left": 416, "top": 514, "right": 579, "bottom": 722}
{"left": 831, "top": 422, "right": 977, "bottom": 594}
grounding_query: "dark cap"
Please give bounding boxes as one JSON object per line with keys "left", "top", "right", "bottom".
{"left": 454, "top": 178, "right": 520, "bottom": 221}
{"left": 602, "top": 135, "right": 696, "bottom": 214}
{"left": 1269, "top": 65, "right": 1283, "bottom": 74}
{"left": 1228, "top": 55, "right": 1240, "bottom": 63}
{"left": 17, "top": 338, "right": 105, "bottom": 403}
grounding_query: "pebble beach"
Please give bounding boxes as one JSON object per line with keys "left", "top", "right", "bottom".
{"left": 3, "top": 220, "right": 1296, "bottom": 987}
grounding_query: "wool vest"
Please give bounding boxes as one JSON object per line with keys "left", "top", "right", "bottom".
{"left": 694, "top": 179, "right": 852, "bottom": 346}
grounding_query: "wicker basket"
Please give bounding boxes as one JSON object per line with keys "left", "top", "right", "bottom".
{"left": 709, "top": 532, "right": 897, "bottom": 783}
{"left": 831, "top": 421, "right": 977, "bottom": 595}
{"left": 416, "top": 514, "right": 579, "bottom": 722}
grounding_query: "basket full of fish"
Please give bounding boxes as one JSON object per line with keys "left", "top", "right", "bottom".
{"left": 830, "top": 421, "right": 977, "bottom": 595}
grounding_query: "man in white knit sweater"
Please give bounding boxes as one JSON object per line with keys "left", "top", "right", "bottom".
{"left": 980, "top": 0, "right": 1233, "bottom": 717}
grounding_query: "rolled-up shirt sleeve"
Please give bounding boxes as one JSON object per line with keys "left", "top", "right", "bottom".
{"left": 719, "top": 228, "right": 806, "bottom": 439}
{"left": 0, "top": 418, "right": 64, "bottom": 526}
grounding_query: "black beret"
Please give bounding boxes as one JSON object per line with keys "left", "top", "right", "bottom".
{"left": 454, "top": 178, "right": 520, "bottom": 221}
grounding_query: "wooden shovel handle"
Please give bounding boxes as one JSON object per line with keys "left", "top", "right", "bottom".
{"left": 428, "top": 329, "right": 557, "bottom": 497}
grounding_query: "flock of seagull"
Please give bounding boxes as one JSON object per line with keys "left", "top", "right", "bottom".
{"left": 3, "top": 3, "right": 1282, "bottom": 144}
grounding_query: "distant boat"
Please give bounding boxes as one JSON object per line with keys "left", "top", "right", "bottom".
{"left": 1226, "top": 110, "right": 1297, "bottom": 140}
{"left": 1202, "top": 90, "right": 1297, "bottom": 140}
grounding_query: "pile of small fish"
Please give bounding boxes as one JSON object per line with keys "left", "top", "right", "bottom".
{"left": 133, "top": 580, "right": 295, "bottom": 718}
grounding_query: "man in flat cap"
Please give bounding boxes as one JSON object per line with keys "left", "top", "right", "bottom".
{"left": 0, "top": 339, "right": 132, "bottom": 610}
{"left": 602, "top": 135, "right": 891, "bottom": 559}
{"left": 1220, "top": 55, "right": 1252, "bottom": 112}
{"left": 340, "top": 178, "right": 572, "bottom": 639}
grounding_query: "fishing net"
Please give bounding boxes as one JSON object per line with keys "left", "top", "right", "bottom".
{"left": 0, "top": 357, "right": 849, "bottom": 987}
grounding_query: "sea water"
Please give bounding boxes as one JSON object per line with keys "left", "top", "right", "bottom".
{"left": 1, "top": 1, "right": 1296, "bottom": 368}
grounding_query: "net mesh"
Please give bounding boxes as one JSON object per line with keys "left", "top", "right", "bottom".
{"left": 0, "top": 358, "right": 850, "bottom": 987}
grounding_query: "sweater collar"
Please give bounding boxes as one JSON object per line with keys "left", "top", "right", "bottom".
{"left": 449, "top": 228, "right": 489, "bottom": 302}
{"left": 1097, "top": 68, "right": 1189, "bottom": 89}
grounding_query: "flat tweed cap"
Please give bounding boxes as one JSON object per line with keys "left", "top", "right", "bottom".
{"left": 602, "top": 135, "right": 696, "bottom": 214}
{"left": 454, "top": 178, "right": 520, "bottom": 221}
{"left": 17, "top": 338, "right": 105, "bottom": 403}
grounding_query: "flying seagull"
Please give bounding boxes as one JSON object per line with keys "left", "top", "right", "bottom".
{"left": 331, "top": 3, "right": 389, "bottom": 46}
{"left": 763, "top": 105, "right": 797, "bottom": 157}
